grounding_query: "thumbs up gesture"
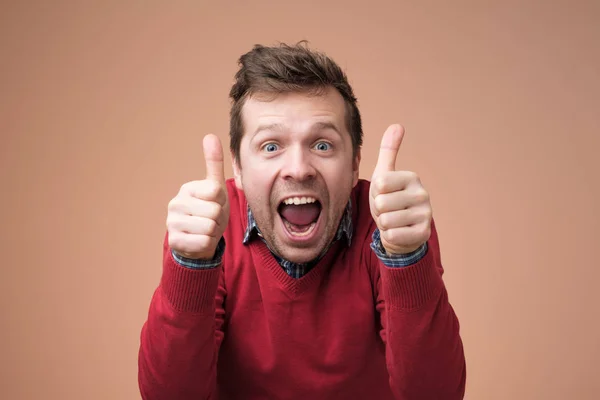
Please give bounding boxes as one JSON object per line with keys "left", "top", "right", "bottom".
{"left": 167, "top": 134, "right": 230, "bottom": 260}
{"left": 369, "top": 125, "right": 432, "bottom": 255}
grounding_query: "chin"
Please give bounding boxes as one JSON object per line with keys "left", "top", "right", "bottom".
{"left": 277, "top": 246, "right": 324, "bottom": 264}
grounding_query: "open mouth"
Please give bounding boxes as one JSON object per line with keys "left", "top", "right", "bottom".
{"left": 277, "top": 196, "right": 322, "bottom": 237}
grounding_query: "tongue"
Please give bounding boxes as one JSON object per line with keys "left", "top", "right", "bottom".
{"left": 279, "top": 203, "right": 320, "bottom": 226}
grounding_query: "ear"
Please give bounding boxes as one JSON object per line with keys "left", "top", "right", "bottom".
{"left": 352, "top": 148, "right": 361, "bottom": 188}
{"left": 231, "top": 151, "right": 243, "bottom": 190}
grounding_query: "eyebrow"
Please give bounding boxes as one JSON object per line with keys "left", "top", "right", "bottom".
{"left": 252, "top": 121, "right": 342, "bottom": 138}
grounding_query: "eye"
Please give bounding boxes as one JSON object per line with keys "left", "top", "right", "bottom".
{"left": 263, "top": 143, "right": 279, "bottom": 153}
{"left": 314, "top": 141, "right": 332, "bottom": 151}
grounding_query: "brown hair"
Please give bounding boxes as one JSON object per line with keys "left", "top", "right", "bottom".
{"left": 228, "top": 41, "right": 363, "bottom": 163}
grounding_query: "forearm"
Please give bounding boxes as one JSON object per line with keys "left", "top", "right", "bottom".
{"left": 379, "top": 254, "right": 466, "bottom": 399}
{"left": 138, "top": 242, "right": 223, "bottom": 399}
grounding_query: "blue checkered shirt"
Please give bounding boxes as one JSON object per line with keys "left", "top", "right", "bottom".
{"left": 172, "top": 200, "right": 428, "bottom": 278}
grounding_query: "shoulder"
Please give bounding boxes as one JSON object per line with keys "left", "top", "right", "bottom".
{"left": 224, "top": 178, "right": 248, "bottom": 241}
{"left": 225, "top": 178, "right": 244, "bottom": 209}
{"left": 351, "top": 179, "right": 371, "bottom": 207}
{"left": 350, "top": 179, "right": 378, "bottom": 248}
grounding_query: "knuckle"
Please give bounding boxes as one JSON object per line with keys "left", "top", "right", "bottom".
{"left": 168, "top": 232, "right": 183, "bottom": 250}
{"left": 421, "top": 224, "right": 431, "bottom": 239}
{"left": 171, "top": 233, "right": 212, "bottom": 255}
{"left": 411, "top": 225, "right": 428, "bottom": 243}
{"left": 375, "top": 175, "right": 388, "bottom": 193}
{"left": 404, "top": 171, "right": 418, "bottom": 182}
{"left": 384, "top": 228, "right": 398, "bottom": 244}
{"left": 205, "top": 180, "right": 221, "bottom": 198}
{"left": 180, "top": 181, "right": 197, "bottom": 194}
{"left": 197, "top": 235, "right": 213, "bottom": 252}
{"left": 205, "top": 218, "right": 218, "bottom": 235}
{"left": 208, "top": 203, "right": 222, "bottom": 220}
{"left": 374, "top": 195, "right": 386, "bottom": 213}
{"left": 415, "top": 188, "right": 429, "bottom": 203}
{"left": 165, "top": 215, "right": 176, "bottom": 231}
{"left": 378, "top": 213, "right": 390, "bottom": 230}
{"left": 185, "top": 180, "right": 214, "bottom": 199}
{"left": 167, "top": 197, "right": 180, "bottom": 211}
{"left": 423, "top": 208, "right": 433, "bottom": 221}
{"left": 380, "top": 229, "right": 390, "bottom": 243}
{"left": 166, "top": 210, "right": 186, "bottom": 232}
{"left": 381, "top": 229, "right": 395, "bottom": 243}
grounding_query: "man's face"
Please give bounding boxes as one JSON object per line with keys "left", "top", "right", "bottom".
{"left": 233, "top": 88, "right": 360, "bottom": 263}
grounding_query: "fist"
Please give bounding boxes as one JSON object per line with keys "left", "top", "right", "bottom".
{"left": 369, "top": 124, "right": 432, "bottom": 255}
{"left": 167, "top": 134, "right": 230, "bottom": 260}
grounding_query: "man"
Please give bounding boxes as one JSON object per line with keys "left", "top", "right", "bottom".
{"left": 138, "top": 42, "right": 466, "bottom": 399}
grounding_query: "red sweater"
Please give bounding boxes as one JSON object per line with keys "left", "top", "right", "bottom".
{"left": 138, "top": 179, "right": 466, "bottom": 399}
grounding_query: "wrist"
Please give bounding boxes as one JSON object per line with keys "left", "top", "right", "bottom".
{"left": 171, "top": 237, "right": 226, "bottom": 270}
{"left": 381, "top": 237, "right": 423, "bottom": 256}
{"left": 173, "top": 249, "right": 216, "bottom": 261}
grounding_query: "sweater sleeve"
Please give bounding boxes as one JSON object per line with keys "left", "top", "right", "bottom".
{"left": 370, "top": 228, "right": 428, "bottom": 267}
{"left": 138, "top": 232, "right": 226, "bottom": 400}
{"left": 372, "top": 219, "right": 466, "bottom": 399}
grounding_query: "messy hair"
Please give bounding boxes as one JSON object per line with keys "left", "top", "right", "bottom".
{"left": 229, "top": 41, "right": 363, "bottom": 162}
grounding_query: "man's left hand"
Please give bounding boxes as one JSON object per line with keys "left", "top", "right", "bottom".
{"left": 369, "top": 124, "right": 432, "bottom": 255}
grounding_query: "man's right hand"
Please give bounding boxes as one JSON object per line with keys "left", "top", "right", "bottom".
{"left": 166, "top": 134, "right": 230, "bottom": 260}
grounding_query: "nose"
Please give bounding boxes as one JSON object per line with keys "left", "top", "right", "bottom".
{"left": 281, "top": 145, "right": 316, "bottom": 182}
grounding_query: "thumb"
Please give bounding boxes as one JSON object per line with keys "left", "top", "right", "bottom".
{"left": 374, "top": 124, "right": 405, "bottom": 174}
{"left": 203, "top": 134, "right": 225, "bottom": 183}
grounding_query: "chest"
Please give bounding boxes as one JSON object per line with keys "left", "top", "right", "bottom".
{"left": 220, "top": 246, "right": 381, "bottom": 370}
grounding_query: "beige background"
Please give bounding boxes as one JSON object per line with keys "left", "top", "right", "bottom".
{"left": 1, "top": 1, "right": 599, "bottom": 399}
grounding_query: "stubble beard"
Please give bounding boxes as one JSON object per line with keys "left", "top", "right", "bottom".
{"left": 247, "top": 182, "right": 349, "bottom": 264}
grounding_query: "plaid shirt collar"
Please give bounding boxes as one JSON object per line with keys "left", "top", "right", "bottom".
{"left": 242, "top": 200, "right": 353, "bottom": 278}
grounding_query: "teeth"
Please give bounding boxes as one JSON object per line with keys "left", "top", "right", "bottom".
{"left": 283, "top": 196, "right": 317, "bottom": 205}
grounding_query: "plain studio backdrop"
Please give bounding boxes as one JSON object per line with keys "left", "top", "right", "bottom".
{"left": 1, "top": 1, "right": 598, "bottom": 399}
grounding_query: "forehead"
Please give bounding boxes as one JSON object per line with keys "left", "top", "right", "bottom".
{"left": 240, "top": 87, "right": 347, "bottom": 136}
